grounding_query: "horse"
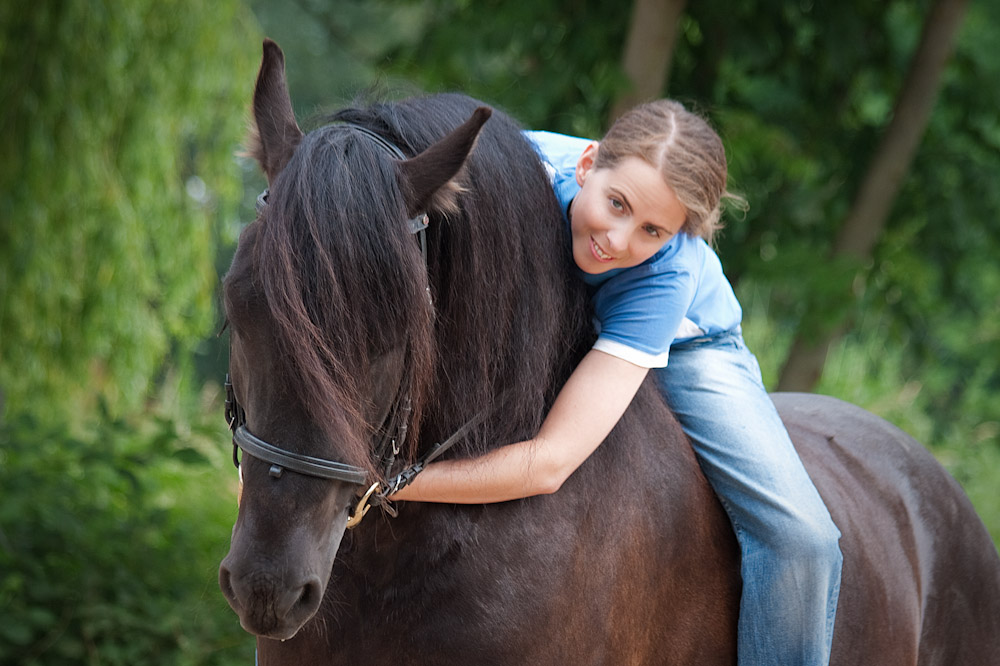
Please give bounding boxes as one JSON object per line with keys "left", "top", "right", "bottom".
{"left": 218, "top": 39, "right": 1000, "bottom": 665}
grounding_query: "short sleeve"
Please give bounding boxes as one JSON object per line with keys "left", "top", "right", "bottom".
{"left": 590, "top": 264, "right": 697, "bottom": 368}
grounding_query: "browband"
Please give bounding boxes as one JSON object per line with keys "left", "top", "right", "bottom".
{"left": 255, "top": 123, "right": 430, "bottom": 244}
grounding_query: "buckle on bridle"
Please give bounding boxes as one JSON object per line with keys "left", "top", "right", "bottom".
{"left": 346, "top": 482, "right": 382, "bottom": 529}
{"left": 224, "top": 373, "right": 241, "bottom": 432}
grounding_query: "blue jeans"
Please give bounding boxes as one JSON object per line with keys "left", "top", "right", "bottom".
{"left": 655, "top": 329, "right": 842, "bottom": 666}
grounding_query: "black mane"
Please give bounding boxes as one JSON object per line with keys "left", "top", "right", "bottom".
{"left": 249, "top": 93, "right": 591, "bottom": 469}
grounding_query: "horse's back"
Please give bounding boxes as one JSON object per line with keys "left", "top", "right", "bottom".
{"left": 774, "top": 392, "right": 1000, "bottom": 665}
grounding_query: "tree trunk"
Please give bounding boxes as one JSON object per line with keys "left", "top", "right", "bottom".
{"left": 776, "top": 0, "right": 969, "bottom": 393}
{"left": 608, "top": 0, "right": 688, "bottom": 124}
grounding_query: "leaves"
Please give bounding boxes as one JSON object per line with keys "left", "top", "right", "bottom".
{"left": 0, "top": 2, "right": 257, "bottom": 663}
{"left": 0, "top": 408, "right": 249, "bottom": 666}
{"left": 0, "top": 1, "right": 256, "bottom": 422}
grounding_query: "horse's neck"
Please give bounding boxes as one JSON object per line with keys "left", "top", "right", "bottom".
{"left": 425, "top": 277, "right": 586, "bottom": 455}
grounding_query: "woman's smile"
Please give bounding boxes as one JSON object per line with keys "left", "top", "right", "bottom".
{"left": 590, "top": 236, "right": 614, "bottom": 262}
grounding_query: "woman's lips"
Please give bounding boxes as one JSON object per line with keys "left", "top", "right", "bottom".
{"left": 591, "top": 236, "right": 614, "bottom": 262}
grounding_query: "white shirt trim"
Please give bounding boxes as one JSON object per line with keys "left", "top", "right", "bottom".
{"left": 593, "top": 338, "right": 671, "bottom": 369}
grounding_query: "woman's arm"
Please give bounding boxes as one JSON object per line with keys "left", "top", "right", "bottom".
{"left": 390, "top": 349, "right": 649, "bottom": 504}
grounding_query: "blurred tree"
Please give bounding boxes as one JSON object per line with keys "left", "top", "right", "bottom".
{"left": 0, "top": 410, "right": 250, "bottom": 665}
{"left": 608, "top": 0, "right": 688, "bottom": 122}
{"left": 776, "top": 0, "right": 969, "bottom": 391}
{"left": 670, "top": 0, "right": 1000, "bottom": 439}
{"left": 0, "top": 1, "right": 257, "bottom": 423}
{"left": 246, "top": 0, "right": 429, "bottom": 114}
{"left": 323, "top": 0, "right": 630, "bottom": 138}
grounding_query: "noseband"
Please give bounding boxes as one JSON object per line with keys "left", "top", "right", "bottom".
{"left": 225, "top": 124, "right": 441, "bottom": 527}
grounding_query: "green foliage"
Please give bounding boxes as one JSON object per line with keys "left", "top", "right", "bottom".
{"left": 376, "top": 0, "right": 629, "bottom": 137}
{"left": 672, "top": 0, "right": 1000, "bottom": 454}
{"left": 262, "top": 0, "right": 629, "bottom": 137}
{"left": 0, "top": 1, "right": 257, "bottom": 422}
{"left": 870, "top": 0, "right": 1000, "bottom": 439}
{"left": 0, "top": 402, "right": 252, "bottom": 665}
{"left": 674, "top": 0, "right": 929, "bottom": 281}
{"left": 0, "top": 1, "right": 263, "bottom": 662}
{"left": 246, "top": 0, "right": 428, "bottom": 113}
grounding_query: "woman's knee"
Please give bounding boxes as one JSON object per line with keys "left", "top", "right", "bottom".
{"left": 773, "top": 512, "right": 842, "bottom": 568}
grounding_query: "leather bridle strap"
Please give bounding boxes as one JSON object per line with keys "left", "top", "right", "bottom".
{"left": 233, "top": 425, "right": 368, "bottom": 486}
{"left": 255, "top": 123, "right": 430, "bottom": 262}
{"left": 349, "top": 400, "right": 496, "bottom": 527}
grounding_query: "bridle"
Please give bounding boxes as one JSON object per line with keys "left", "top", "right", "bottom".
{"left": 225, "top": 381, "right": 369, "bottom": 486}
{"left": 224, "top": 369, "right": 417, "bottom": 527}
{"left": 224, "top": 123, "right": 459, "bottom": 528}
{"left": 225, "top": 366, "right": 487, "bottom": 527}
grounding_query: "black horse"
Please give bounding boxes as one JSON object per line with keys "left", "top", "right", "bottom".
{"left": 219, "top": 40, "right": 1000, "bottom": 665}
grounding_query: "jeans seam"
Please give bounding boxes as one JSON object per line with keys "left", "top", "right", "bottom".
{"left": 712, "top": 490, "right": 749, "bottom": 543}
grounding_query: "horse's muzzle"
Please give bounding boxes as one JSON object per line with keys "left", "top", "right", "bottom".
{"left": 219, "top": 558, "right": 324, "bottom": 640}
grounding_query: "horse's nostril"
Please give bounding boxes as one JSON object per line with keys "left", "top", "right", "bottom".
{"left": 296, "top": 577, "right": 322, "bottom": 613}
{"left": 219, "top": 565, "right": 238, "bottom": 607}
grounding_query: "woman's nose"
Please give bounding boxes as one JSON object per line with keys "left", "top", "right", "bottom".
{"left": 605, "top": 227, "right": 628, "bottom": 253}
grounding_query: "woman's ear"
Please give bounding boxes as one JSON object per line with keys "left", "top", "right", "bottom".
{"left": 575, "top": 141, "right": 600, "bottom": 186}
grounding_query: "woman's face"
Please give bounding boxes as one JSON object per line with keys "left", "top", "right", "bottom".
{"left": 569, "top": 143, "right": 687, "bottom": 274}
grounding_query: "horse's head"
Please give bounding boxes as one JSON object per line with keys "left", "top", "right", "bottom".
{"left": 218, "top": 39, "right": 491, "bottom": 640}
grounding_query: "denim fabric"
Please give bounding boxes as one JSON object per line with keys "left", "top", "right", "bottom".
{"left": 655, "top": 329, "right": 842, "bottom": 665}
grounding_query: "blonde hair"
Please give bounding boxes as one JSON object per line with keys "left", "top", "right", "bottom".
{"left": 595, "top": 100, "right": 743, "bottom": 243}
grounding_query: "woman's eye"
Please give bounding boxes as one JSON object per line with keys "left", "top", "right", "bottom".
{"left": 644, "top": 225, "right": 660, "bottom": 237}
{"left": 610, "top": 197, "right": 624, "bottom": 211}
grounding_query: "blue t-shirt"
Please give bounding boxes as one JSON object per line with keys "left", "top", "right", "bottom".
{"left": 525, "top": 130, "right": 742, "bottom": 368}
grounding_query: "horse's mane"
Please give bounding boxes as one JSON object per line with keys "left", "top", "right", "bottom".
{"left": 249, "top": 93, "right": 591, "bottom": 471}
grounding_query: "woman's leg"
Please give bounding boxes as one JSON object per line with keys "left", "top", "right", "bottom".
{"left": 656, "top": 331, "right": 842, "bottom": 666}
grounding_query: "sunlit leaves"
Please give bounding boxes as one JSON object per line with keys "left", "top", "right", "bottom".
{"left": 0, "top": 1, "right": 256, "bottom": 422}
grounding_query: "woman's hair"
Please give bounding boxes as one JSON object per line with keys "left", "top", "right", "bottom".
{"left": 595, "top": 99, "right": 744, "bottom": 243}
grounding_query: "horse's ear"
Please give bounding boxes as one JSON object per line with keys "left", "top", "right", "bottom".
{"left": 247, "top": 39, "right": 304, "bottom": 184}
{"left": 397, "top": 106, "right": 492, "bottom": 216}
